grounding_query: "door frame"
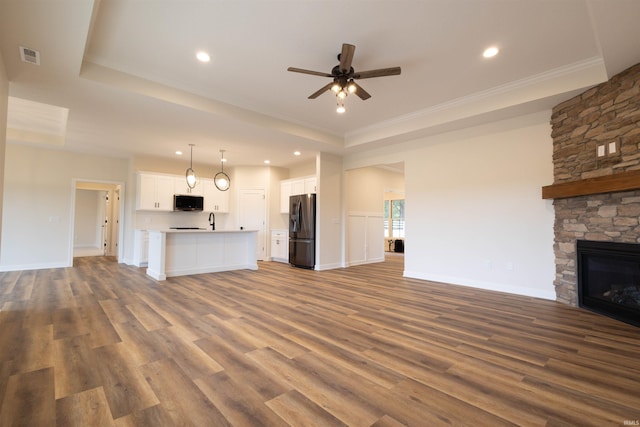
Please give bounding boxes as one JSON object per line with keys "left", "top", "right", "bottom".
{"left": 69, "top": 179, "right": 126, "bottom": 264}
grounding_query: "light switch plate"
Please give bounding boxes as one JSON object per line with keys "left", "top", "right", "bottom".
{"left": 608, "top": 141, "right": 618, "bottom": 155}
{"left": 597, "top": 145, "right": 606, "bottom": 157}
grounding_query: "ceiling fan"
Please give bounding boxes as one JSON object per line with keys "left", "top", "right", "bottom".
{"left": 287, "top": 43, "right": 401, "bottom": 110}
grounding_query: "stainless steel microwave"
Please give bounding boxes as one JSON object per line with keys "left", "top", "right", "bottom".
{"left": 173, "top": 194, "right": 204, "bottom": 211}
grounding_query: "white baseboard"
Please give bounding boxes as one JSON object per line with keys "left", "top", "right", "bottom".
{"left": 403, "top": 270, "right": 556, "bottom": 301}
{"left": 346, "top": 257, "right": 385, "bottom": 268}
{"left": 0, "top": 261, "right": 69, "bottom": 272}
{"left": 316, "top": 262, "right": 345, "bottom": 271}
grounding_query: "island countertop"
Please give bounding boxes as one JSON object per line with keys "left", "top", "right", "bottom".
{"left": 146, "top": 229, "right": 258, "bottom": 280}
{"left": 148, "top": 228, "right": 258, "bottom": 234}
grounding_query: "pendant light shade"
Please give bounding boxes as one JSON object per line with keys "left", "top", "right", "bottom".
{"left": 185, "top": 144, "right": 197, "bottom": 190}
{"left": 214, "top": 149, "right": 230, "bottom": 191}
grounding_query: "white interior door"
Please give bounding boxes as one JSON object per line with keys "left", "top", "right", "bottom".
{"left": 109, "top": 188, "right": 120, "bottom": 256}
{"left": 99, "top": 190, "right": 108, "bottom": 255}
{"left": 238, "top": 189, "right": 266, "bottom": 261}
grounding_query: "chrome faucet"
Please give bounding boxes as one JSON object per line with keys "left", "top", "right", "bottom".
{"left": 208, "top": 212, "right": 215, "bottom": 230}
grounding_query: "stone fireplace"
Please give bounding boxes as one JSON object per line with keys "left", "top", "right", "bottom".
{"left": 545, "top": 62, "right": 640, "bottom": 311}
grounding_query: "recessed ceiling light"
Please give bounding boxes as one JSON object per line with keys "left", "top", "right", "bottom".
{"left": 196, "top": 51, "right": 210, "bottom": 62}
{"left": 294, "top": 151, "right": 301, "bottom": 156}
{"left": 483, "top": 46, "right": 499, "bottom": 58}
{"left": 176, "top": 151, "right": 183, "bottom": 155}
{"left": 264, "top": 160, "right": 271, "bottom": 164}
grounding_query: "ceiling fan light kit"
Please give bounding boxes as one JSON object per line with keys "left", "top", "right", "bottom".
{"left": 288, "top": 43, "right": 401, "bottom": 113}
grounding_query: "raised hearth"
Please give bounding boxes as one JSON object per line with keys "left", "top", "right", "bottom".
{"left": 577, "top": 240, "right": 640, "bottom": 327}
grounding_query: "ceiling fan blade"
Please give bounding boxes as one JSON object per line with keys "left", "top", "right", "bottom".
{"left": 287, "top": 67, "right": 333, "bottom": 78}
{"left": 353, "top": 67, "right": 401, "bottom": 79}
{"left": 339, "top": 43, "right": 355, "bottom": 72}
{"left": 352, "top": 82, "right": 371, "bottom": 100}
{"left": 308, "top": 82, "right": 333, "bottom": 99}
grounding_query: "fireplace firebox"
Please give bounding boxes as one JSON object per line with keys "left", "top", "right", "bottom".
{"left": 577, "top": 240, "right": 640, "bottom": 327}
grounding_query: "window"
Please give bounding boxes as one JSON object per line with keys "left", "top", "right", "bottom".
{"left": 384, "top": 199, "right": 405, "bottom": 238}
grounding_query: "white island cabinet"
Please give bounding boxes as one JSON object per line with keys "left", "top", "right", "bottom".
{"left": 146, "top": 229, "right": 258, "bottom": 281}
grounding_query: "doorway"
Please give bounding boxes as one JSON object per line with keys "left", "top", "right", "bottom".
{"left": 72, "top": 181, "right": 123, "bottom": 260}
{"left": 74, "top": 189, "right": 108, "bottom": 256}
{"left": 344, "top": 163, "right": 405, "bottom": 267}
{"left": 238, "top": 189, "right": 266, "bottom": 261}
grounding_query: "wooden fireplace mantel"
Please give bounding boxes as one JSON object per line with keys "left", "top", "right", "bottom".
{"left": 541, "top": 169, "right": 640, "bottom": 199}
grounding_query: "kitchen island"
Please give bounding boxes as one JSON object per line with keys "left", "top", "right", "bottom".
{"left": 146, "top": 229, "right": 258, "bottom": 281}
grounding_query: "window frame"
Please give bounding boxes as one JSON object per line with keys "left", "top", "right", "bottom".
{"left": 384, "top": 198, "right": 405, "bottom": 239}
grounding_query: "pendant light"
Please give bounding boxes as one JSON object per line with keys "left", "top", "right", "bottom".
{"left": 214, "top": 149, "right": 230, "bottom": 191}
{"left": 185, "top": 144, "right": 197, "bottom": 190}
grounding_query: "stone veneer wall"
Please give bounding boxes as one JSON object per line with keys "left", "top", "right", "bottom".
{"left": 551, "top": 63, "right": 640, "bottom": 305}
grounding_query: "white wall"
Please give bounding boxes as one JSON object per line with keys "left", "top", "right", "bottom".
{"left": 344, "top": 111, "right": 556, "bottom": 300}
{"left": 289, "top": 160, "right": 316, "bottom": 178}
{"left": 134, "top": 154, "right": 215, "bottom": 177}
{"left": 345, "top": 167, "right": 404, "bottom": 212}
{"left": 0, "top": 51, "right": 7, "bottom": 254}
{"left": 268, "top": 166, "right": 289, "bottom": 231}
{"left": 316, "top": 152, "right": 343, "bottom": 270}
{"left": 1, "top": 144, "right": 130, "bottom": 270}
{"left": 74, "top": 189, "right": 103, "bottom": 249}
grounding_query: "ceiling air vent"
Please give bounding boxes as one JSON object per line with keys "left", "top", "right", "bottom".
{"left": 19, "top": 46, "right": 40, "bottom": 65}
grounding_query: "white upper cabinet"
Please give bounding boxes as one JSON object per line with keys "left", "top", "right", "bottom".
{"left": 280, "top": 175, "right": 317, "bottom": 213}
{"left": 136, "top": 173, "right": 175, "bottom": 211}
{"left": 137, "top": 174, "right": 156, "bottom": 210}
{"left": 137, "top": 172, "right": 229, "bottom": 212}
{"left": 202, "top": 178, "right": 229, "bottom": 212}
{"left": 291, "top": 179, "right": 305, "bottom": 195}
{"left": 280, "top": 180, "right": 292, "bottom": 213}
{"left": 304, "top": 177, "right": 317, "bottom": 194}
{"left": 174, "top": 176, "right": 203, "bottom": 196}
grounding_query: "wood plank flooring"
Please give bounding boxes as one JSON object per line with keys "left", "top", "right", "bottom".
{"left": 1, "top": 254, "right": 640, "bottom": 426}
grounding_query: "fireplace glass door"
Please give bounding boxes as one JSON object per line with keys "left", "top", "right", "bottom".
{"left": 577, "top": 240, "right": 640, "bottom": 327}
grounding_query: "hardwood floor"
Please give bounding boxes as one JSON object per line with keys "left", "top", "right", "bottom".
{"left": 1, "top": 254, "right": 639, "bottom": 426}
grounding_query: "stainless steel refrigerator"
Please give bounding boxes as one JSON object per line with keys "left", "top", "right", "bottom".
{"left": 289, "top": 193, "right": 316, "bottom": 269}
